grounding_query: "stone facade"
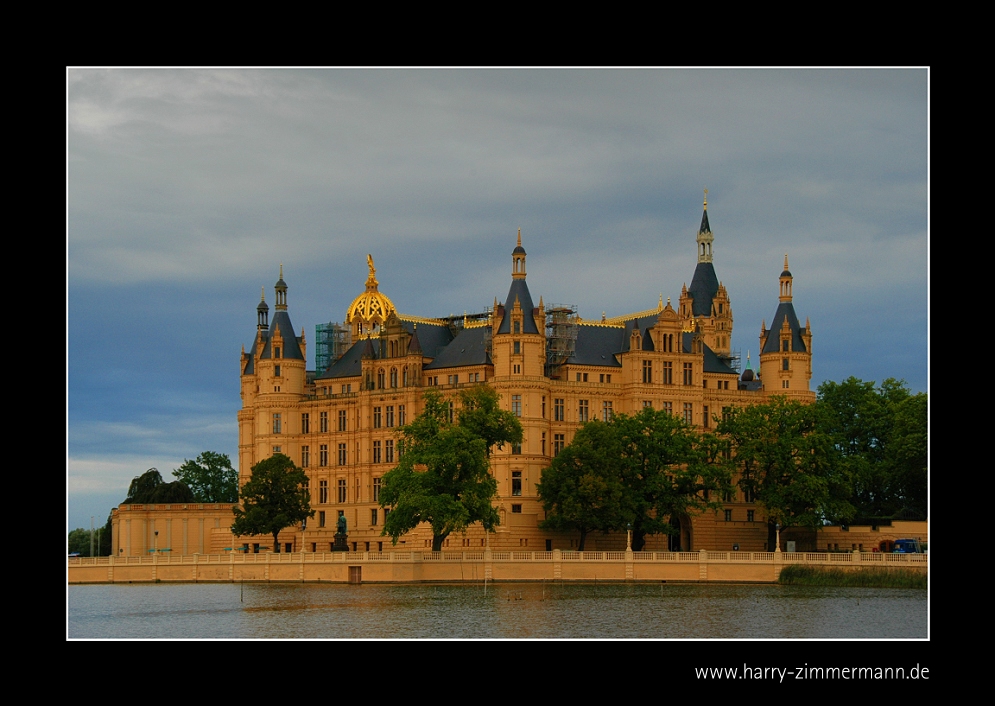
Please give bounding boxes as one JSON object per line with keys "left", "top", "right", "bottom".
{"left": 234, "top": 195, "right": 816, "bottom": 553}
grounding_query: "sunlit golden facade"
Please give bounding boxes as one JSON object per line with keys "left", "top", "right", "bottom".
{"left": 238, "top": 198, "right": 815, "bottom": 552}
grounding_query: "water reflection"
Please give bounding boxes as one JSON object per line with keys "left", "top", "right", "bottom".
{"left": 68, "top": 582, "right": 926, "bottom": 639}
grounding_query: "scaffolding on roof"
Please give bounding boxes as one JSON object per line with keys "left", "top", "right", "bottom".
{"left": 315, "top": 322, "right": 349, "bottom": 374}
{"left": 545, "top": 304, "right": 578, "bottom": 378}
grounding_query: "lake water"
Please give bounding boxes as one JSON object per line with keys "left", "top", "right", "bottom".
{"left": 68, "top": 582, "right": 927, "bottom": 639}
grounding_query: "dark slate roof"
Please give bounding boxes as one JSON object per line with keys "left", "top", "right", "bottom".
{"left": 257, "top": 299, "right": 268, "bottom": 313}
{"left": 259, "top": 311, "right": 304, "bottom": 360}
{"left": 688, "top": 262, "right": 719, "bottom": 317}
{"left": 513, "top": 244, "right": 526, "bottom": 254}
{"left": 425, "top": 327, "right": 492, "bottom": 370}
{"left": 761, "top": 302, "right": 807, "bottom": 354}
{"left": 699, "top": 208, "right": 711, "bottom": 234}
{"left": 317, "top": 339, "right": 366, "bottom": 379}
{"left": 570, "top": 325, "right": 624, "bottom": 367}
{"left": 496, "top": 279, "right": 540, "bottom": 334}
{"left": 681, "top": 332, "right": 738, "bottom": 375}
{"left": 401, "top": 321, "right": 453, "bottom": 358}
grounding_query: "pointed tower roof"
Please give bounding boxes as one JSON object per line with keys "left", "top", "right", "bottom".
{"left": 408, "top": 324, "right": 423, "bottom": 354}
{"left": 688, "top": 189, "right": 719, "bottom": 317}
{"left": 499, "top": 230, "right": 539, "bottom": 334}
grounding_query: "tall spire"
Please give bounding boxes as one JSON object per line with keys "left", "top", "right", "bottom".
{"left": 275, "top": 265, "right": 288, "bottom": 311}
{"left": 257, "top": 287, "right": 269, "bottom": 330}
{"left": 512, "top": 228, "right": 527, "bottom": 279}
{"left": 779, "top": 253, "right": 793, "bottom": 302}
{"left": 697, "top": 188, "right": 713, "bottom": 263}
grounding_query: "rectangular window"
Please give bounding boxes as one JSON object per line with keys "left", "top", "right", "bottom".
{"left": 371, "top": 508, "right": 378, "bottom": 526}
{"left": 542, "top": 397, "right": 546, "bottom": 418}
{"left": 373, "top": 440, "right": 382, "bottom": 464}
{"left": 319, "top": 480, "right": 329, "bottom": 504}
{"left": 554, "top": 433, "right": 565, "bottom": 456}
{"left": 743, "top": 488, "right": 755, "bottom": 503}
{"left": 342, "top": 383, "right": 351, "bottom": 394}
{"left": 272, "top": 413, "right": 282, "bottom": 434}
{"left": 320, "top": 411, "right": 328, "bottom": 433}
{"left": 663, "top": 361, "right": 673, "bottom": 385}
{"left": 541, "top": 432, "right": 546, "bottom": 455}
{"left": 301, "top": 413, "right": 310, "bottom": 434}
{"left": 703, "top": 405, "right": 709, "bottom": 428}
{"left": 448, "top": 401, "right": 455, "bottom": 424}
{"left": 606, "top": 374, "right": 611, "bottom": 383}
{"left": 724, "top": 509, "right": 732, "bottom": 522}
{"left": 722, "top": 406, "right": 731, "bottom": 422}
{"left": 337, "top": 443, "right": 347, "bottom": 466}
{"left": 683, "top": 403, "right": 693, "bottom": 424}
{"left": 274, "top": 365, "right": 281, "bottom": 377}
{"left": 386, "top": 406, "right": 394, "bottom": 427}
{"left": 576, "top": 372, "right": 581, "bottom": 382}
{"left": 783, "top": 358, "right": 790, "bottom": 370}
{"left": 319, "top": 511, "right": 326, "bottom": 528}
{"left": 448, "top": 374, "right": 458, "bottom": 385}
{"left": 642, "top": 360, "right": 652, "bottom": 383}
{"left": 338, "top": 409, "right": 347, "bottom": 432}
{"left": 578, "top": 399, "right": 589, "bottom": 423}
{"left": 301, "top": 445, "right": 310, "bottom": 468}
{"left": 602, "top": 401, "right": 613, "bottom": 421}
{"left": 554, "top": 398, "right": 564, "bottom": 421}
{"left": 373, "top": 477, "right": 381, "bottom": 502}
{"left": 385, "top": 439, "right": 394, "bottom": 463}
{"left": 583, "top": 373, "right": 589, "bottom": 382}
{"left": 319, "top": 444, "right": 328, "bottom": 467}
{"left": 338, "top": 479, "right": 347, "bottom": 503}
{"left": 723, "top": 490, "right": 735, "bottom": 502}
{"left": 398, "top": 405, "right": 406, "bottom": 426}
{"left": 663, "top": 401, "right": 673, "bottom": 415}
{"left": 512, "top": 395, "right": 522, "bottom": 417}
{"left": 683, "top": 363, "right": 693, "bottom": 386}
{"left": 272, "top": 445, "right": 281, "bottom": 454}
{"left": 747, "top": 510, "right": 755, "bottom": 522}
{"left": 782, "top": 379, "right": 790, "bottom": 389}
{"left": 511, "top": 442, "right": 521, "bottom": 455}
{"left": 373, "top": 406, "right": 381, "bottom": 429}
{"left": 643, "top": 400, "right": 652, "bottom": 408}
{"left": 512, "top": 471, "right": 522, "bottom": 496}
{"left": 600, "top": 374, "right": 604, "bottom": 383}
{"left": 513, "top": 341, "right": 521, "bottom": 355}
{"left": 511, "top": 504, "right": 522, "bottom": 513}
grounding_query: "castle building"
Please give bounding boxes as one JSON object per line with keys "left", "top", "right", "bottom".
{"left": 237, "top": 195, "right": 814, "bottom": 553}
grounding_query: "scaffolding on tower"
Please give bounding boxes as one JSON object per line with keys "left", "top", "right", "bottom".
{"left": 315, "top": 322, "right": 349, "bottom": 374}
{"left": 545, "top": 304, "right": 578, "bottom": 378}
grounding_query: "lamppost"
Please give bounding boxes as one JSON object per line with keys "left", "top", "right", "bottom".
{"left": 626, "top": 523, "right": 632, "bottom": 551}
{"left": 774, "top": 523, "right": 781, "bottom": 553}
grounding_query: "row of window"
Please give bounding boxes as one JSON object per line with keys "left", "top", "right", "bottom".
{"left": 302, "top": 441, "right": 400, "bottom": 468}
{"left": 724, "top": 509, "right": 756, "bottom": 522}
{"left": 316, "top": 507, "right": 389, "bottom": 528}
{"left": 282, "top": 407, "right": 408, "bottom": 436}
{"left": 314, "top": 477, "right": 384, "bottom": 506}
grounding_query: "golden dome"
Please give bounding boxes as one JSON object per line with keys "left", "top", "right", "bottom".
{"left": 346, "top": 254, "right": 395, "bottom": 326}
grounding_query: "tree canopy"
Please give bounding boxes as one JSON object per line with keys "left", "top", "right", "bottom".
{"left": 231, "top": 454, "right": 313, "bottom": 552}
{"left": 124, "top": 468, "right": 195, "bottom": 504}
{"left": 537, "top": 408, "right": 729, "bottom": 551}
{"left": 717, "top": 396, "right": 852, "bottom": 550}
{"left": 380, "top": 387, "right": 522, "bottom": 551}
{"left": 173, "top": 451, "right": 239, "bottom": 503}
{"left": 536, "top": 420, "right": 626, "bottom": 550}
{"left": 817, "top": 377, "right": 926, "bottom": 520}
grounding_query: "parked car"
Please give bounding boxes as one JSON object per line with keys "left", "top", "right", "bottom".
{"left": 892, "top": 538, "right": 923, "bottom": 553}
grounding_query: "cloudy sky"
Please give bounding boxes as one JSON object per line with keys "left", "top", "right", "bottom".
{"left": 67, "top": 69, "right": 928, "bottom": 530}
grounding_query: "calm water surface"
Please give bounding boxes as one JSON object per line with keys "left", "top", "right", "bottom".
{"left": 68, "top": 582, "right": 927, "bottom": 638}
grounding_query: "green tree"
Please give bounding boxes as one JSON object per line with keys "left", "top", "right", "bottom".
{"left": 613, "top": 408, "right": 731, "bottom": 551}
{"left": 231, "top": 454, "right": 313, "bottom": 552}
{"left": 536, "top": 420, "right": 626, "bottom": 550}
{"left": 67, "top": 514, "right": 112, "bottom": 556}
{"left": 718, "top": 397, "right": 851, "bottom": 551}
{"left": 817, "top": 377, "right": 927, "bottom": 519}
{"left": 173, "top": 451, "right": 239, "bottom": 502}
{"left": 124, "top": 468, "right": 195, "bottom": 504}
{"left": 380, "top": 388, "right": 522, "bottom": 551}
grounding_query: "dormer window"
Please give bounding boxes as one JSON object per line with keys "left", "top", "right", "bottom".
{"left": 275, "top": 346, "right": 281, "bottom": 358}
{"left": 513, "top": 320, "right": 520, "bottom": 334}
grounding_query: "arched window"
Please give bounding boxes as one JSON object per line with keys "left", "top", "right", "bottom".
{"left": 390, "top": 368, "right": 398, "bottom": 388}
{"left": 377, "top": 369, "right": 386, "bottom": 389}
{"left": 402, "top": 367, "right": 408, "bottom": 387}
